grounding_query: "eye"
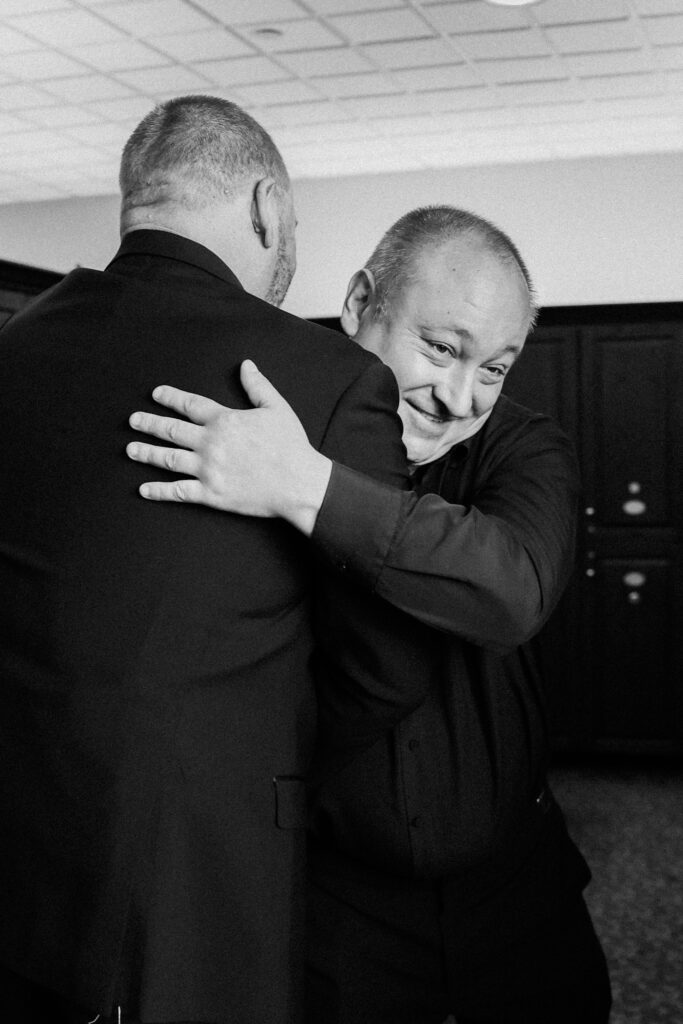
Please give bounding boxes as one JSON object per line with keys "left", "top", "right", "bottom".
{"left": 482, "top": 364, "right": 508, "bottom": 382}
{"left": 425, "top": 340, "right": 454, "bottom": 358}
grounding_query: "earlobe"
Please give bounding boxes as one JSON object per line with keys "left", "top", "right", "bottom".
{"left": 341, "top": 269, "right": 375, "bottom": 339}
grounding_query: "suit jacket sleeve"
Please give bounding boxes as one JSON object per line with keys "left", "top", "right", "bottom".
{"left": 312, "top": 413, "right": 580, "bottom": 655}
{"left": 311, "top": 360, "right": 445, "bottom": 747}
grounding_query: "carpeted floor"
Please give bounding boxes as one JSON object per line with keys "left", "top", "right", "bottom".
{"left": 549, "top": 755, "right": 683, "bottom": 1024}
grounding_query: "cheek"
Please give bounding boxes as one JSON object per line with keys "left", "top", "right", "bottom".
{"left": 473, "top": 384, "right": 502, "bottom": 415}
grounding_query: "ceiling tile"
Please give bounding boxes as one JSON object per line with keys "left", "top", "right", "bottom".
{"left": 254, "top": 99, "right": 347, "bottom": 125}
{"left": 71, "top": 39, "right": 173, "bottom": 72}
{"left": 476, "top": 56, "right": 568, "bottom": 84}
{"left": 644, "top": 13, "right": 683, "bottom": 43}
{"left": 0, "top": 82, "right": 58, "bottom": 108}
{"left": 565, "top": 50, "right": 653, "bottom": 76}
{"left": 194, "top": 55, "right": 289, "bottom": 86}
{"left": 330, "top": 8, "right": 433, "bottom": 45}
{"left": 545, "top": 21, "right": 642, "bottom": 53}
{"left": 312, "top": 71, "right": 401, "bottom": 98}
{"left": 498, "top": 79, "right": 586, "bottom": 105}
{"left": 393, "top": 63, "right": 480, "bottom": 91}
{"left": 42, "top": 74, "right": 134, "bottom": 103}
{"left": 8, "top": 9, "right": 126, "bottom": 47}
{"left": 191, "top": 0, "right": 308, "bottom": 25}
{"left": 424, "top": 1, "right": 532, "bottom": 34}
{"left": 0, "top": 24, "right": 38, "bottom": 53}
{"left": 98, "top": 0, "right": 214, "bottom": 37}
{"left": 66, "top": 121, "right": 133, "bottom": 148}
{"left": 237, "top": 19, "right": 343, "bottom": 52}
{"left": 276, "top": 46, "right": 374, "bottom": 77}
{"left": 0, "top": 111, "right": 30, "bottom": 132}
{"left": 653, "top": 43, "right": 683, "bottom": 68}
{"left": 455, "top": 28, "right": 552, "bottom": 60}
{"left": 534, "top": 0, "right": 630, "bottom": 26}
{"left": 115, "top": 65, "right": 213, "bottom": 93}
{"left": 236, "top": 78, "right": 321, "bottom": 105}
{"left": 86, "top": 95, "right": 156, "bottom": 121}
{"left": 0, "top": 128, "right": 66, "bottom": 154}
{"left": 271, "top": 119, "right": 374, "bottom": 145}
{"left": 632, "top": 0, "right": 683, "bottom": 12}
{"left": 25, "top": 104, "right": 102, "bottom": 128}
{"left": 1, "top": 49, "right": 92, "bottom": 80}
{"left": 0, "top": 0, "right": 67, "bottom": 13}
{"left": 591, "top": 93, "right": 683, "bottom": 116}
{"left": 341, "top": 86, "right": 492, "bottom": 119}
{"left": 304, "top": 0, "right": 397, "bottom": 13}
{"left": 361, "top": 37, "right": 459, "bottom": 69}
{"left": 150, "top": 29, "right": 253, "bottom": 62}
{"left": 583, "top": 72, "right": 664, "bottom": 98}
{"left": 664, "top": 67, "right": 683, "bottom": 88}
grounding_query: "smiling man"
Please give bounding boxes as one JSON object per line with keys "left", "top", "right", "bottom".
{"left": 127, "top": 207, "right": 611, "bottom": 1024}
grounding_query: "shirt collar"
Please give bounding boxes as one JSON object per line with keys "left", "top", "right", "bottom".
{"left": 107, "top": 229, "right": 243, "bottom": 290}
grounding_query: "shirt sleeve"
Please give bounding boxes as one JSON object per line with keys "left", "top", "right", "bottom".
{"left": 312, "top": 413, "right": 580, "bottom": 655}
{"left": 311, "top": 358, "right": 448, "bottom": 746}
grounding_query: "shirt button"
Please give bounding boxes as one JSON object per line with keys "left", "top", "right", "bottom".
{"left": 408, "top": 738, "right": 420, "bottom": 751}
{"left": 410, "top": 816, "right": 421, "bottom": 829}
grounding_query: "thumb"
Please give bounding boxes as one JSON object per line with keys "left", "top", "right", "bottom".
{"left": 240, "top": 359, "right": 284, "bottom": 409}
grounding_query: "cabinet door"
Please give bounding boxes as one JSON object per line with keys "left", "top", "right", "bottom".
{"left": 587, "top": 556, "right": 680, "bottom": 742}
{"left": 581, "top": 322, "right": 683, "bottom": 529}
{"left": 504, "top": 326, "right": 579, "bottom": 440}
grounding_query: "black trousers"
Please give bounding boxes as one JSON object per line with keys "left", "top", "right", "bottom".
{"left": 306, "top": 811, "right": 612, "bottom": 1024}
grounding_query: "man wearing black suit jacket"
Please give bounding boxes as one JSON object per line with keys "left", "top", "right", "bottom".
{"left": 0, "top": 96, "right": 439, "bottom": 1024}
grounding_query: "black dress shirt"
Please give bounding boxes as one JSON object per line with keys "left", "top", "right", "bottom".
{"left": 309, "top": 394, "right": 581, "bottom": 879}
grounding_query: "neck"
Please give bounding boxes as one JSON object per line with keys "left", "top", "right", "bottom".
{"left": 120, "top": 205, "right": 271, "bottom": 300}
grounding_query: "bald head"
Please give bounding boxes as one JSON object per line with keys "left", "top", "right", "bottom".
{"left": 364, "top": 205, "right": 537, "bottom": 334}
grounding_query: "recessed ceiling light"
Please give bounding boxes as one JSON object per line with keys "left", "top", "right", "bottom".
{"left": 483, "top": 0, "right": 544, "bottom": 6}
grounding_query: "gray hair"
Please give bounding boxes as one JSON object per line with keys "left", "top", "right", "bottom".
{"left": 365, "top": 205, "right": 538, "bottom": 329}
{"left": 119, "top": 94, "right": 290, "bottom": 216}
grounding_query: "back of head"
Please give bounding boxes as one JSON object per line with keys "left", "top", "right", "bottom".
{"left": 365, "top": 205, "right": 538, "bottom": 330}
{"left": 119, "top": 94, "right": 290, "bottom": 223}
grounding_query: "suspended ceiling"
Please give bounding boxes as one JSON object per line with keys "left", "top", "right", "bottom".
{"left": 0, "top": 0, "right": 681, "bottom": 204}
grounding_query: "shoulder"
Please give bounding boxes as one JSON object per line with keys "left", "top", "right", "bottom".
{"left": 480, "top": 394, "right": 575, "bottom": 457}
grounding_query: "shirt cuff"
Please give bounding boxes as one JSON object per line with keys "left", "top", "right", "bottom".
{"left": 311, "top": 462, "right": 404, "bottom": 590}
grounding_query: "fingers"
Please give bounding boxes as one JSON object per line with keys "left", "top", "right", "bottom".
{"left": 240, "top": 359, "right": 289, "bottom": 410}
{"left": 129, "top": 410, "right": 203, "bottom": 450}
{"left": 137, "top": 479, "right": 206, "bottom": 503}
{"left": 150, "top": 385, "right": 223, "bottom": 425}
{"left": 126, "top": 441, "right": 201, "bottom": 478}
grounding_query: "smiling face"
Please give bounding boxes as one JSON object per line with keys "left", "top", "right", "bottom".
{"left": 342, "top": 237, "right": 532, "bottom": 466}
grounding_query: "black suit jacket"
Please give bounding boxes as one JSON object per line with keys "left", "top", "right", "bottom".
{"left": 0, "top": 230, "right": 431, "bottom": 1022}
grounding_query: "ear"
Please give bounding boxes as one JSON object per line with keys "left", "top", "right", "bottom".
{"left": 251, "top": 177, "right": 278, "bottom": 250}
{"left": 340, "top": 268, "right": 377, "bottom": 338}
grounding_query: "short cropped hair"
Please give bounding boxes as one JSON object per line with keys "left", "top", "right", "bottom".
{"left": 365, "top": 205, "right": 538, "bottom": 329}
{"left": 120, "top": 94, "right": 290, "bottom": 215}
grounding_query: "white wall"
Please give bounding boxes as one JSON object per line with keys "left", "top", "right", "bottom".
{"left": 0, "top": 151, "right": 680, "bottom": 317}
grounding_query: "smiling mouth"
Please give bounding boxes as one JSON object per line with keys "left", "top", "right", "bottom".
{"left": 406, "top": 401, "right": 453, "bottom": 426}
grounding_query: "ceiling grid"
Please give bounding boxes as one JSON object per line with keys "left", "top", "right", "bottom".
{"left": 0, "top": 0, "right": 679, "bottom": 202}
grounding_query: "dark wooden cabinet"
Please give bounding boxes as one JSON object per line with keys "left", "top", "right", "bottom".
{"left": 506, "top": 305, "right": 683, "bottom": 754}
{"left": 0, "top": 258, "right": 63, "bottom": 328}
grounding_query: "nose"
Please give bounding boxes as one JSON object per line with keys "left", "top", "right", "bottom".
{"left": 432, "top": 369, "right": 475, "bottom": 419}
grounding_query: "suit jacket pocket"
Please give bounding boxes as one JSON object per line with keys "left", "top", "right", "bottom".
{"left": 274, "top": 776, "right": 308, "bottom": 830}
